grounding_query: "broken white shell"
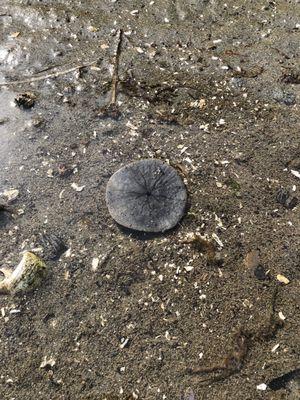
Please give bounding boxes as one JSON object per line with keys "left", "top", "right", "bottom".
{"left": 0, "top": 252, "right": 47, "bottom": 294}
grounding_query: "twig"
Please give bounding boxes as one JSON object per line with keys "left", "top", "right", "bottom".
{"left": 110, "top": 29, "right": 123, "bottom": 105}
{"left": 0, "top": 60, "right": 98, "bottom": 87}
{"left": 34, "top": 63, "right": 69, "bottom": 75}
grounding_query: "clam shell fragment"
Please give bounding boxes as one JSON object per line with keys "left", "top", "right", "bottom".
{"left": 0, "top": 252, "right": 47, "bottom": 294}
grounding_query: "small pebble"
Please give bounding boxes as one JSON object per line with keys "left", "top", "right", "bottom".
{"left": 276, "top": 188, "right": 298, "bottom": 209}
{"left": 91, "top": 257, "right": 99, "bottom": 271}
{"left": 183, "top": 388, "right": 195, "bottom": 400}
{"left": 256, "top": 383, "right": 267, "bottom": 391}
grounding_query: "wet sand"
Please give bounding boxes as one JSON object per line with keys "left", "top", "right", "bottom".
{"left": 0, "top": 1, "right": 299, "bottom": 399}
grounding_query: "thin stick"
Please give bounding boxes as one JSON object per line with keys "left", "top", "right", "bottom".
{"left": 0, "top": 60, "right": 98, "bottom": 87}
{"left": 110, "top": 29, "right": 123, "bottom": 105}
{"left": 35, "top": 63, "right": 69, "bottom": 74}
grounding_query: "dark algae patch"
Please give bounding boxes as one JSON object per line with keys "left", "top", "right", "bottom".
{"left": 14, "top": 92, "right": 36, "bottom": 109}
{"left": 0, "top": 0, "right": 299, "bottom": 399}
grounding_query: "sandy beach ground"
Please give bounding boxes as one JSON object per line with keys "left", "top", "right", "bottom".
{"left": 0, "top": 1, "right": 299, "bottom": 399}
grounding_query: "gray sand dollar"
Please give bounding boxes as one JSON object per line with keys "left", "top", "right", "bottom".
{"left": 106, "top": 159, "right": 187, "bottom": 232}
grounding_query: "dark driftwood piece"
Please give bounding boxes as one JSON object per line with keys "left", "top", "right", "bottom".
{"left": 110, "top": 29, "right": 123, "bottom": 105}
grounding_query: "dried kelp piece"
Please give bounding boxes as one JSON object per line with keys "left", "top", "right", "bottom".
{"left": 106, "top": 159, "right": 187, "bottom": 232}
{"left": 268, "top": 369, "right": 300, "bottom": 391}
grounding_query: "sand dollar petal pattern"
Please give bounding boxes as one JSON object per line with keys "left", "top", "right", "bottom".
{"left": 106, "top": 159, "right": 187, "bottom": 232}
